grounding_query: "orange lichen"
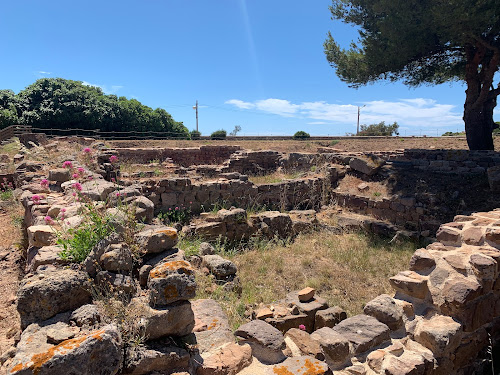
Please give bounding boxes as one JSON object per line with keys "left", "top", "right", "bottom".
{"left": 272, "top": 358, "right": 326, "bottom": 375}
{"left": 10, "top": 329, "right": 105, "bottom": 375}
{"left": 158, "top": 229, "right": 178, "bottom": 239}
{"left": 273, "top": 366, "right": 294, "bottom": 375}
{"left": 163, "top": 284, "right": 179, "bottom": 299}
{"left": 207, "top": 318, "right": 219, "bottom": 330}
{"left": 149, "top": 261, "right": 193, "bottom": 279}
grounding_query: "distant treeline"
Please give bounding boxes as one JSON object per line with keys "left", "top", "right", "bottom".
{"left": 0, "top": 78, "right": 189, "bottom": 137}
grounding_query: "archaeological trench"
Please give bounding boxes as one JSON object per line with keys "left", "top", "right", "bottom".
{"left": 1, "top": 135, "right": 500, "bottom": 374}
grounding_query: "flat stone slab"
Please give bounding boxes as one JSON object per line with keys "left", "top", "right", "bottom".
{"left": 330, "top": 314, "right": 390, "bottom": 355}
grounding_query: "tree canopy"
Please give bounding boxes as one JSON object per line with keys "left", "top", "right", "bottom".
{"left": 358, "top": 121, "right": 399, "bottom": 136}
{"left": 0, "top": 78, "right": 189, "bottom": 137}
{"left": 324, "top": 0, "right": 500, "bottom": 150}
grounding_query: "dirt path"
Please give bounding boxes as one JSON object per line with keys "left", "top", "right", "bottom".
{"left": 0, "top": 200, "right": 23, "bottom": 368}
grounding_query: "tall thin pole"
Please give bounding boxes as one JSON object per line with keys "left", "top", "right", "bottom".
{"left": 195, "top": 100, "right": 199, "bottom": 132}
{"left": 357, "top": 106, "right": 360, "bottom": 135}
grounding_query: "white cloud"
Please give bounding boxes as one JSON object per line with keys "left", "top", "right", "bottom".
{"left": 82, "top": 81, "right": 123, "bottom": 95}
{"left": 38, "top": 71, "right": 51, "bottom": 75}
{"left": 225, "top": 99, "right": 255, "bottom": 109}
{"left": 226, "top": 97, "right": 463, "bottom": 128}
{"left": 307, "top": 121, "right": 328, "bottom": 125}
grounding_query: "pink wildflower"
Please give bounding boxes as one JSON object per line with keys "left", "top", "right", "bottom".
{"left": 83, "top": 147, "right": 91, "bottom": 154}
{"left": 77, "top": 167, "right": 85, "bottom": 175}
{"left": 116, "top": 192, "right": 121, "bottom": 197}
{"left": 109, "top": 155, "right": 118, "bottom": 163}
{"left": 88, "top": 176, "right": 93, "bottom": 180}
{"left": 299, "top": 324, "right": 306, "bottom": 331}
{"left": 40, "top": 179, "right": 49, "bottom": 189}
{"left": 44, "top": 216, "right": 53, "bottom": 225}
{"left": 72, "top": 173, "right": 79, "bottom": 179}
{"left": 63, "top": 161, "right": 73, "bottom": 169}
{"left": 72, "top": 182, "right": 82, "bottom": 191}
{"left": 111, "top": 177, "right": 116, "bottom": 183}
{"left": 31, "top": 195, "right": 41, "bottom": 204}
{"left": 72, "top": 192, "right": 76, "bottom": 197}
{"left": 175, "top": 207, "right": 179, "bottom": 210}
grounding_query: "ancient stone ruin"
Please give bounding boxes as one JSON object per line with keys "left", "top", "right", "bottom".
{"left": 1, "top": 137, "right": 500, "bottom": 374}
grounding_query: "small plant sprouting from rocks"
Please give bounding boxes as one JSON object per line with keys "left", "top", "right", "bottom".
{"left": 57, "top": 203, "right": 115, "bottom": 262}
{"left": 157, "top": 203, "right": 192, "bottom": 224}
{"left": 0, "top": 177, "right": 14, "bottom": 201}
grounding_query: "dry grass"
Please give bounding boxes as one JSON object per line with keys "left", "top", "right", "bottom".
{"left": 336, "top": 174, "right": 391, "bottom": 199}
{"left": 249, "top": 171, "right": 307, "bottom": 184}
{"left": 195, "top": 230, "right": 417, "bottom": 329}
{"left": 108, "top": 136, "right": 500, "bottom": 153}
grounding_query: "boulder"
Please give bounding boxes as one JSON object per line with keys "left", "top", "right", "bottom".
{"left": 9, "top": 324, "right": 122, "bottom": 375}
{"left": 251, "top": 211, "right": 293, "bottom": 239}
{"left": 100, "top": 243, "right": 134, "bottom": 272}
{"left": 284, "top": 291, "right": 329, "bottom": 332}
{"left": 271, "top": 356, "right": 330, "bottom": 375}
{"left": 48, "top": 168, "right": 71, "bottom": 182}
{"left": 69, "top": 304, "right": 101, "bottom": 327}
{"left": 135, "top": 226, "right": 178, "bottom": 254}
{"left": 199, "top": 242, "right": 216, "bottom": 256}
{"left": 26, "top": 245, "right": 66, "bottom": 272}
{"left": 285, "top": 328, "right": 324, "bottom": 360}
{"left": 123, "top": 342, "right": 190, "bottom": 375}
{"left": 202, "top": 255, "right": 237, "bottom": 279}
{"left": 389, "top": 271, "right": 429, "bottom": 299}
{"left": 349, "top": 155, "right": 385, "bottom": 176}
{"left": 235, "top": 320, "right": 286, "bottom": 364}
{"left": 129, "top": 297, "right": 195, "bottom": 339}
{"left": 83, "top": 234, "right": 122, "bottom": 278}
{"left": 130, "top": 195, "right": 155, "bottom": 223}
{"left": 80, "top": 179, "right": 118, "bottom": 201}
{"left": 414, "top": 315, "right": 462, "bottom": 357}
{"left": 363, "top": 294, "right": 403, "bottom": 330}
{"left": 298, "top": 287, "right": 315, "bottom": 302}
{"left": 96, "top": 271, "right": 136, "bottom": 295}
{"left": 17, "top": 270, "right": 91, "bottom": 329}
{"left": 26, "top": 225, "right": 57, "bottom": 247}
{"left": 330, "top": 314, "right": 390, "bottom": 355}
{"left": 310, "top": 327, "right": 350, "bottom": 364}
{"left": 409, "top": 249, "right": 436, "bottom": 272}
{"left": 196, "top": 343, "right": 252, "bottom": 375}
{"left": 148, "top": 260, "right": 196, "bottom": 306}
{"left": 138, "top": 248, "right": 185, "bottom": 287}
{"left": 191, "top": 299, "right": 235, "bottom": 354}
{"left": 314, "top": 306, "right": 347, "bottom": 330}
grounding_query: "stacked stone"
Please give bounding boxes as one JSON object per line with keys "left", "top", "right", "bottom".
{"left": 114, "top": 145, "right": 241, "bottom": 166}
{"left": 221, "top": 150, "right": 282, "bottom": 174}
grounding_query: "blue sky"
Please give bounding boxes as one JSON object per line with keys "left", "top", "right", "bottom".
{"left": 2, "top": 0, "right": 497, "bottom": 136}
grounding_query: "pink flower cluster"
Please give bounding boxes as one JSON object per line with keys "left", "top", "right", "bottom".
{"left": 63, "top": 161, "right": 73, "bottom": 169}
{"left": 44, "top": 216, "right": 54, "bottom": 225}
{"left": 40, "top": 179, "right": 49, "bottom": 189}
{"left": 109, "top": 155, "right": 118, "bottom": 163}
{"left": 31, "top": 195, "right": 44, "bottom": 204}
{"left": 83, "top": 147, "right": 92, "bottom": 154}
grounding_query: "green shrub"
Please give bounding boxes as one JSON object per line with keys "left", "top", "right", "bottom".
{"left": 293, "top": 131, "right": 310, "bottom": 139}
{"left": 58, "top": 204, "right": 115, "bottom": 262}
{"left": 157, "top": 204, "right": 192, "bottom": 224}
{"left": 210, "top": 129, "right": 227, "bottom": 140}
{"left": 190, "top": 130, "right": 201, "bottom": 139}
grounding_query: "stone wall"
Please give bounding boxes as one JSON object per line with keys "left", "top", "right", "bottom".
{"left": 141, "top": 173, "right": 333, "bottom": 213}
{"left": 115, "top": 145, "right": 241, "bottom": 166}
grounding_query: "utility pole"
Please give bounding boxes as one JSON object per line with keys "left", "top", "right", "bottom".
{"left": 193, "top": 100, "right": 199, "bottom": 132}
{"left": 357, "top": 105, "right": 365, "bottom": 135}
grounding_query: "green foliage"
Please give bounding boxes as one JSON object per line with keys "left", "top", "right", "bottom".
{"left": 0, "top": 78, "right": 188, "bottom": 136}
{"left": 229, "top": 125, "right": 242, "bottom": 136}
{"left": 190, "top": 130, "right": 201, "bottom": 139}
{"left": 324, "top": 0, "right": 500, "bottom": 150}
{"left": 293, "top": 130, "right": 311, "bottom": 139}
{"left": 58, "top": 205, "right": 115, "bottom": 262}
{"left": 157, "top": 204, "right": 192, "bottom": 224}
{"left": 494, "top": 123, "right": 500, "bottom": 135}
{"left": 358, "top": 122, "right": 399, "bottom": 136}
{"left": 442, "top": 131, "right": 466, "bottom": 136}
{"left": 0, "top": 178, "right": 14, "bottom": 201}
{"left": 210, "top": 129, "right": 227, "bottom": 139}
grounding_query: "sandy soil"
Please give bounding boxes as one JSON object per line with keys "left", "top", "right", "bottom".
{"left": 0, "top": 201, "right": 23, "bottom": 369}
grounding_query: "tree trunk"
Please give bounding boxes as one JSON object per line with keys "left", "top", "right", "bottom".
{"left": 463, "top": 95, "right": 496, "bottom": 150}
